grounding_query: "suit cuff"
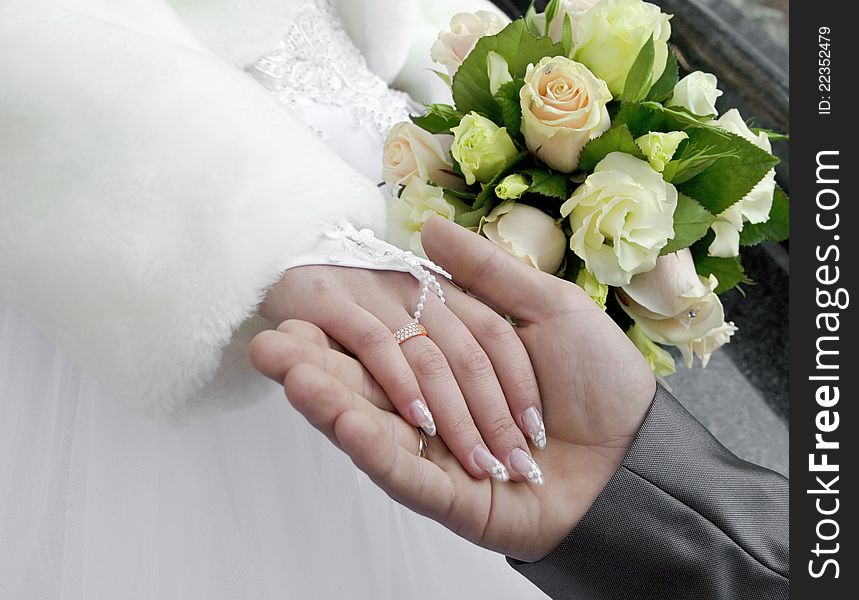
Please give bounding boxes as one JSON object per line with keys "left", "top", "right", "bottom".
{"left": 507, "top": 385, "right": 789, "bottom": 599}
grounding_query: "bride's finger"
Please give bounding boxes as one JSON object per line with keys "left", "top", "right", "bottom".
{"left": 319, "top": 303, "right": 440, "bottom": 438}
{"left": 284, "top": 364, "right": 458, "bottom": 522}
{"left": 419, "top": 298, "right": 540, "bottom": 484}
{"left": 283, "top": 363, "right": 418, "bottom": 452}
{"left": 249, "top": 329, "right": 392, "bottom": 410}
{"left": 443, "top": 289, "right": 546, "bottom": 451}
{"left": 276, "top": 319, "right": 346, "bottom": 353}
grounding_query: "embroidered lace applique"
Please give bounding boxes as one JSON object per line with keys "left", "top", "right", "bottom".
{"left": 248, "top": 0, "right": 415, "bottom": 143}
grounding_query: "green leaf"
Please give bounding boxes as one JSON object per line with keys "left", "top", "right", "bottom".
{"left": 677, "top": 128, "right": 779, "bottom": 214}
{"left": 739, "top": 185, "right": 790, "bottom": 246}
{"left": 472, "top": 151, "right": 530, "bottom": 210}
{"left": 613, "top": 101, "right": 713, "bottom": 137}
{"left": 430, "top": 69, "right": 452, "bottom": 88}
{"left": 693, "top": 253, "right": 753, "bottom": 294}
{"left": 454, "top": 203, "right": 493, "bottom": 229}
{"left": 452, "top": 20, "right": 564, "bottom": 122}
{"left": 442, "top": 187, "right": 478, "bottom": 202}
{"left": 494, "top": 79, "right": 526, "bottom": 137}
{"left": 524, "top": 3, "right": 540, "bottom": 36}
{"left": 660, "top": 194, "right": 716, "bottom": 255}
{"left": 646, "top": 52, "right": 678, "bottom": 102}
{"left": 523, "top": 168, "right": 568, "bottom": 199}
{"left": 751, "top": 127, "right": 790, "bottom": 142}
{"left": 621, "top": 35, "right": 655, "bottom": 103}
{"left": 578, "top": 124, "right": 645, "bottom": 172}
{"left": 411, "top": 104, "right": 463, "bottom": 134}
{"left": 544, "top": 0, "right": 560, "bottom": 37}
{"left": 561, "top": 13, "right": 573, "bottom": 56}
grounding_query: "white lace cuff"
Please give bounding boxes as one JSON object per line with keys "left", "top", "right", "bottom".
{"left": 283, "top": 222, "right": 452, "bottom": 322}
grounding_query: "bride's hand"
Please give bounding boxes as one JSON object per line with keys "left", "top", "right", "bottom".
{"left": 252, "top": 217, "right": 655, "bottom": 561}
{"left": 258, "top": 264, "right": 545, "bottom": 483}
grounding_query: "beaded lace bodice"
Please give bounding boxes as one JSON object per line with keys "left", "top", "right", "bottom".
{"left": 248, "top": 0, "right": 415, "bottom": 180}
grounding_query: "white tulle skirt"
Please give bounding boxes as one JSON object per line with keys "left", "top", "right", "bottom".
{"left": 0, "top": 298, "right": 547, "bottom": 599}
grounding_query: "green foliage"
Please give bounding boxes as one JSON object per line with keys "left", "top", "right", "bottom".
{"left": 454, "top": 204, "right": 493, "bottom": 229}
{"left": 523, "top": 168, "right": 569, "bottom": 199}
{"left": 691, "top": 235, "right": 753, "bottom": 293}
{"left": 411, "top": 104, "right": 463, "bottom": 134}
{"left": 622, "top": 35, "right": 655, "bottom": 103}
{"left": 739, "top": 185, "right": 790, "bottom": 246}
{"left": 472, "top": 151, "right": 530, "bottom": 210}
{"left": 494, "top": 79, "right": 526, "bottom": 137}
{"left": 646, "top": 52, "right": 678, "bottom": 103}
{"left": 452, "top": 20, "right": 564, "bottom": 122}
{"left": 578, "top": 125, "right": 645, "bottom": 172}
{"left": 660, "top": 194, "right": 716, "bottom": 255}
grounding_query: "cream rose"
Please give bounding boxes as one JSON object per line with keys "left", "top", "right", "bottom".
{"left": 386, "top": 179, "right": 468, "bottom": 256}
{"left": 519, "top": 56, "right": 612, "bottom": 173}
{"left": 572, "top": 0, "right": 672, "bottom": 96}
{"left": 430, "top": 11, "right": 506, "bottom": 76}
{"left": 532, "top": 0, "right": 602, "bottom": 42}
{"left": 667, "top": 71, "right": 723, "bottom": 117}
{"left": 383, "top": 122, "right": 461, "bottom": 190}
{"left": 617, "top": 249, "right": 737, "bottom": 367}
{"left": 707, "top": 109, "right": 777, "bottom": 257}
{"left": 560, "top": 152, "right": 678, "bottom": 286}
{"left": 480, "top": 203, "right": 567, "bottom": 273}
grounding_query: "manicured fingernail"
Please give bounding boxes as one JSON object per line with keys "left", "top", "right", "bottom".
{"left": 472, "top": 444, "right": 509, "bottom": 482}
{"left": 521, "top": 407, "right": 547, "bottom": 450}
{"left": 510, "top": 448, "right": 544, "bottom": 486}
{"left": 409, "top": 400, "right": 436, "bottom": 437}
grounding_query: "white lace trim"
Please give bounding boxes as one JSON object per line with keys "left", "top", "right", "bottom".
{"left": 325, "top": 223, "right": 451, "bottom": 322}
{"left": 248, "top": 0, "right": 415, "bottom": 143}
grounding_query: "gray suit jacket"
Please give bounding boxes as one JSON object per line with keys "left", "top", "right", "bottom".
{"left": 510, "top": 385, "right": 789, "bottom": 599}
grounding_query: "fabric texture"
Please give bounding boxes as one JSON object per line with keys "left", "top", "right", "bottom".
{"left": 510, "top": 385, "right": 789, "bottom": 599}
{"left": 0, "top": 0, "right": 385, "bottom": 416}
{"left": 0, "top": 1, "right": 550, "bottom": 599}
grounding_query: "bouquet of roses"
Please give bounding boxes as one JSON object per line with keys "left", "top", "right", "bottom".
{"left": 382, "top": 0, "right": 789, "bottom": 377}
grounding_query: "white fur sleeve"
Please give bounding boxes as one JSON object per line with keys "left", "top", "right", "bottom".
{"left": 0, "top": 2, "right": 385, "bottom": 416}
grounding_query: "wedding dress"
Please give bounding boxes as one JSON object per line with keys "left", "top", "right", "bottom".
{"left": 0, "top": 1, "right": 549, "bottom": 598}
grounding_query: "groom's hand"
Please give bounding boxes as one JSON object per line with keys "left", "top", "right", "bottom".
{"left": 251, "top": 217, "right": 654, "bottom": 561}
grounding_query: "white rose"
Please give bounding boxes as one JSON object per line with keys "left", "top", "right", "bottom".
{"left": 519, "top": 56, "right": 612, "bottom": 173}
{"left": 572, "top": 0, "right": 672, "bottom": 96}
{"left": 560, "top": 152, "right": 678, "bottom": 286}
{"left": 532, "top": 0, "right": 602, "bottom": 42}
{"left": 430, "top": 11, "right": 506, "bottom": 76}
{"left": 383, "top": 122, "right": 462, "bottom": 190}
{"left": 667, "top": 72, "right": 723, "bottom": 117}
{"left": 706, "top": 108, "right": 777, "bottom": 257}
{"left": 480, "top": 203, "right": 567, "bottom": 273}
{"left": 617, "top": 249, "right": 737, "bottom": 367}
{"left": 387, "top": 179, "right": 468, "bottom": 256}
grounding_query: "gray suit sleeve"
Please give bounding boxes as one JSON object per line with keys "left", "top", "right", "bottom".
{"left": 509, "top": 385, "right": 788, "bottom": 599}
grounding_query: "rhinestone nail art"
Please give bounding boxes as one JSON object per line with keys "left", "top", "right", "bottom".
{"left": 510, "top": 448, "right": 545, "bottom": 486}
{"left": 409, "top": 400, "right": 436, "bottom": 437}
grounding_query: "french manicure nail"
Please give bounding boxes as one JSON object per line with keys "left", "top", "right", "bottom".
{"left": 521, "top": 407, "right": 547, "bottom": 450}
{"left": 509, "top": 448, "right": 544, "bottom": 486}
{"left": 408, "top": 399, "right": 436, "bottom": 437}
{"left": 472, "top": 444, "right": 509, "bottom": 481}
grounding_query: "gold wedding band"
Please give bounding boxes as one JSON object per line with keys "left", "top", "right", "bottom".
{"left": 416, "top": 428, "right": 429, "bottom": 459}
{"left": 393, "top": 322, "right": 428, "bottom": 345}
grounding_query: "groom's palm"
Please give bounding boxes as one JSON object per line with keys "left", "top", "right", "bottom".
{"left": 254, "top": 217, "right": 654, "bottom": 561}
